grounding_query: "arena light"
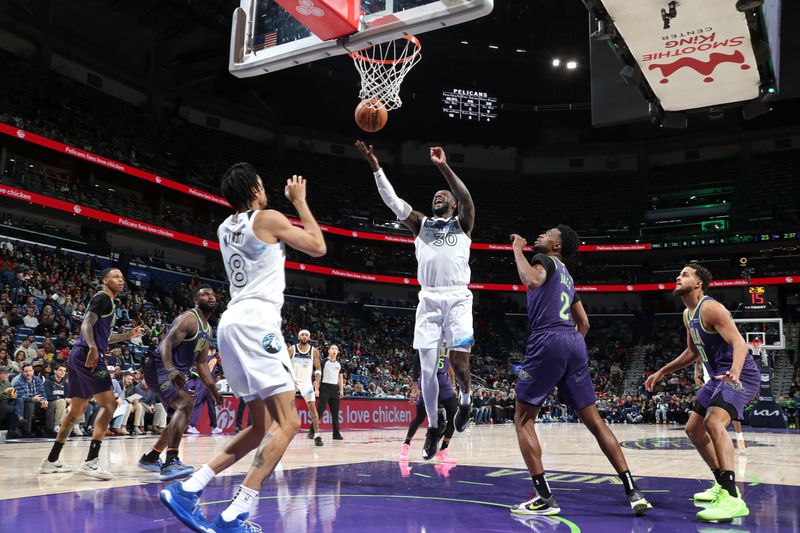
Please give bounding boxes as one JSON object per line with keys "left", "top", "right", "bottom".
{"left": 516, "top": 49, "right": 526, "bottom": 53}
{"left": 460, "top": 40, "right": 468, "bottom": 45}
{"left": 552, "top": 58, "right": 561, "bottom": 67}
{"left": 566, "top": 61, "right": 577, "bottom": 69}
{"left": 488, "top": 44, "right": 499, "bottom": 49}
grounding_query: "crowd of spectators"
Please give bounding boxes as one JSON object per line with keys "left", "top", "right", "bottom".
{"left": 0, "top": 232, "right": 796, "bottom": 440}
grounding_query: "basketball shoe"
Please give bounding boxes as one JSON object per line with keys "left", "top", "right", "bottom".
{"left": 160, "top": 482, "right": 210, "bottom": 533}
{"left": 39, "top": 458, "right": 74, "bottom": 474}
{"left": 696, "top": 489, "right": 749, "bottom": 521}
{"left": 510, "top": 494, "right": 561, "bottom": 516}
{"left": 209, "top": 512, "right": 262, "bottom": 532}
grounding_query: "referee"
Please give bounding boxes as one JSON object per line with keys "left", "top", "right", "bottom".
{"left": 316, "top": 344, "right": 344, "bottom": 441}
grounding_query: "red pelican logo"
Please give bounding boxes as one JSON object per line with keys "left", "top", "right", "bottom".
{"left": 649, "top": 50, "right": 750, "bottom": 84}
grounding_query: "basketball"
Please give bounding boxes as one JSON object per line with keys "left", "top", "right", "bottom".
{"left": 354, "top": 99, "right": 388, "bottom": 132}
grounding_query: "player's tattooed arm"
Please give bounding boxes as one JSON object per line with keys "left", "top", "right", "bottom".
{"left": 81, "top": 311, "right": 100, "bottom": 368}
{"left": 161, "top": 312, "right": 196, "bottom": 388}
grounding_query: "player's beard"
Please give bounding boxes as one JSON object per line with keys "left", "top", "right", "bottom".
{"left": 673, "top": 285, "right": 691, "bottom": 296}
{"left": 197, "top": 301, "right": 217, "bottom": 315}
{"left": 432, "top": 204, "right": 449, "bottom": 217}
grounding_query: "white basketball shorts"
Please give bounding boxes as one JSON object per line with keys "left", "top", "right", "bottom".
{"left": 217, "top": 299, "right": 295, "bottom": 403}
{"left": 413, "top": 286, "right": 474, "bottom": 351}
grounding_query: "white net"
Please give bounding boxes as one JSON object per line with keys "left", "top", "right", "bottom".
{"left": 349, "top": 36, "right": 422, "bottom": 111}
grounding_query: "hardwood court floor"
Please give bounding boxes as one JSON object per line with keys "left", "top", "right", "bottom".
{"left": 2, "top": 422, "right": 798, "bottom": 532}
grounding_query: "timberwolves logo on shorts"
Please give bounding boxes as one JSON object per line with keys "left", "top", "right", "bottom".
{"left": 261, "top": 332, "right": 283, "bottom": 354}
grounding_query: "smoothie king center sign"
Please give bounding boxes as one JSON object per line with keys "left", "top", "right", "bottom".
{"left": 602, "top": 0, "right": 760, "bottom": 111}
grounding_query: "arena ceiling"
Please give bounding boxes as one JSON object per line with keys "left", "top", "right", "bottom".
{"left": 3, "top": 0, "right": 799, "bottom": 145}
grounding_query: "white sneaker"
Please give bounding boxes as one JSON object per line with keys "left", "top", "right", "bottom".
{"left": 211, "top": 427, "right": 223, "bottom": 434}
{"left": 72, "top": 426, "right": 84, "bottom": 436}
{"left": 78, "top": 458, "right": 113, "bottom": 480}
{"left": 39, "top": 457, "right": 74, "bottom": 474}
{"left": 132, "top": 427, "right": 142, "bottom": 436}
{"left": 186, "top": 426, "right": 200, "bottom": 434}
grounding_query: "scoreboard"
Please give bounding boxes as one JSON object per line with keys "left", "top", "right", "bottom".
{"left": 442, "top": 89, "right": 498, "bottom": 122}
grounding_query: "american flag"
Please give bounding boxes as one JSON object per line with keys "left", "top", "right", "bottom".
{"left": 256, "top": 31, "right": 278, "bottom": 50}
{"left": 262, "top": 31, "right": 278, "bottom": 49}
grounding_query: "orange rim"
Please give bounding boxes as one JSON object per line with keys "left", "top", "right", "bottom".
{"left": 348, "top": 35, "right": 421, "bottom": 65}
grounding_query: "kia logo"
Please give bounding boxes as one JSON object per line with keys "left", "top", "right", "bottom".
{"left": 73, "top": 205, "right": 82, "bottom": 214}
{"left": 300, "top": 264, "right": 306, "bottom": 271}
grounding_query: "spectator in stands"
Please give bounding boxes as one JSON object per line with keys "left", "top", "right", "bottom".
{"left": 654, "top": 396, "right": 668, "bottom": 424}
{"left": 18, "top": 337, "right": 37, "bottom": 362}
{"left": 626, "top": 402, "right": 643, "bottom": 424}
{"left": 44, "top": 363, "right": 69, "bottom": 436}
{"left": 22, "top": 305, "right": 39, "bottom": 329}
{"left": 138, "top": 379, "right": 166, "bottom": 434}
{"left": 0, "top": 366, "right": 20, "bottom": 437}
{"left": 6, "top": 305, "right": 23, "bottom": 328}
{"left": 121, "top": 370, "right": 145, "bottom": 435}
{"left": 351, "top": 382, "right": 370, "bottom": 398}
{"left": 12, "top": 362, "right": 47, "bottom": 436}
{"left": 70, "top": 302, "right": 85, "bottom": 329}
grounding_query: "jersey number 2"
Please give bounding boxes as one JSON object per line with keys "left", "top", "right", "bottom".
{"left": 559, "top": 292, "right": 570, "bottom": 321}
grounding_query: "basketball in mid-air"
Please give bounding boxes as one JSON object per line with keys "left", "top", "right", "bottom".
{"left": 354, "top": 99, "right": 388, "bottom": 132}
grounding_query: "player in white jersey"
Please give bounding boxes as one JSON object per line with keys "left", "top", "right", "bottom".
{"left": 356, "top": 140, "right": 475, "bottom": 461}
{"left": 159, "top": 163, "right": 326, "bottom": 533}
{"left": 288, "top": 329, "right": 323, "bottom": 446}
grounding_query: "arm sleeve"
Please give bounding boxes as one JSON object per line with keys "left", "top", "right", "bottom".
{"left": 531, "top": 254, "right": 556, "bottom": 282}
{"left": 411, "top": 352, "right": 421, "bottom": 382}
{"left": 87, "top": 293, "right": 113, "bottom": 316}
{"left": 573, "top": 292, "right": 581, "bottom": 304}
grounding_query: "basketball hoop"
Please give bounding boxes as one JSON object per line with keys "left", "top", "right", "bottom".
{"left": 349, "top": 35, "right": 422, "bottom": 111}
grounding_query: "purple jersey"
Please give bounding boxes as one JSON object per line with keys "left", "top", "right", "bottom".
{"left": 75, "top": 292, "right": 116, "bottom": 353}
{"left": 437, "top": 355, "right": 455, "bottom": 400}
{"left": 154, "top": 309, "right": 212, "bottom": 373}
{"left": 685, "top": 296, "right": 759, "bottom": 377}
{"left": 526, "top": 255, "right": 576, "bottom": 334}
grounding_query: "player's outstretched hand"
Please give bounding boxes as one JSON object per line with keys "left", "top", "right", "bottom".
{"left": 430, "top": 146, "right": 446, "bottom": 166}
{"left": 644, "top": 372, "right": 660, "bottom": 392}
{"left": 355, "top": 140, "right": 380, "bottom": 171}
{"left": 714, "top": 370, "right": 742, "bottom": 388}
{"left": 509, "top": 234, "right": 527, "bottom": 251}
{"left": 285, "top": 175, "right": 307, "bottom": 205}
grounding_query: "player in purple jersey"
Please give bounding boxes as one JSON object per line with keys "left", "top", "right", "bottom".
{"left": 139, "top": 286, "right": 222, "bottom": 481}
{"left": 39, "top": 268, "right": 143, "bottom": 480}
{"left": 399, "top": 350, "right": 459, "bottom": 464}
{"left": 509, "top": 227, "right": 652, "bottom": 517}
{"left": 646, "top": 263, "right": 758, "bottom": 522}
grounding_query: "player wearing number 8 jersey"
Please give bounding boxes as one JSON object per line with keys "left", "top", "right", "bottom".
{"left": 159, "top": 164, "right": 326, "bottom": 533}
{"left": 509, "top": 226, "right": 651, "bottom": 517}
{"left": 646, "top": 263, "right": 758, "bottom": 522}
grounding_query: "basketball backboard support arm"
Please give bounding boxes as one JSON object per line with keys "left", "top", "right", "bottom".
{"left": 229, "top": 0, "right": 494, "bottom": 77}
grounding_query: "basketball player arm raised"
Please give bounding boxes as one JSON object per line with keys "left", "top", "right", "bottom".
{"left": 355, "top": 140, "right": 424, "bottom": 236}
{"left": 644, "top": 314, "right": 701, "bottom": 392}
{"left": 253, "top": 176, "right": 326, "bottom": 257}
{"left": 701, "top": 301, "right": 748, "bottom": 387}
{"left": 510, "top": 234, "right": 547, "bottom": 289}
{"left": 430, "top": 147, "right": 475, "bottom": 236}
{"left": 159, "top": 312, "right": 197, "bottom": 389}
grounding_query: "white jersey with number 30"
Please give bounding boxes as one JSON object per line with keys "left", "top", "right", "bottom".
{"left": 218, "top": 210, "right": 286, "bottom": 308}
{"left": 414, "top": 216, "right": 471, "bottom": 288}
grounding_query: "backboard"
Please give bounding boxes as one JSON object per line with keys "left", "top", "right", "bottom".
{"left": 229, "top": 0, "right": 494, "bottom": 76}
{"left": 733, "top": 318, "right": 784, "bottom": 350}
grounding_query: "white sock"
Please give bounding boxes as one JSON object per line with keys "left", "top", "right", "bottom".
{"left": 221, "top": 485, "right": 258, "bottom": 522}
{"left": 736, "top": 432, "right": 744, "bottom": 441}
{"left": 181, "top": 464, "right": 215, "bottom": 493}
{"left": 418, "top": 348, "right": 440, "bottom": 428}
{"left": 314, "top": 433, "right": 320, "bottom": 438}
{"left": 460, "top": 391, "right": 471, "bottom": 406}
